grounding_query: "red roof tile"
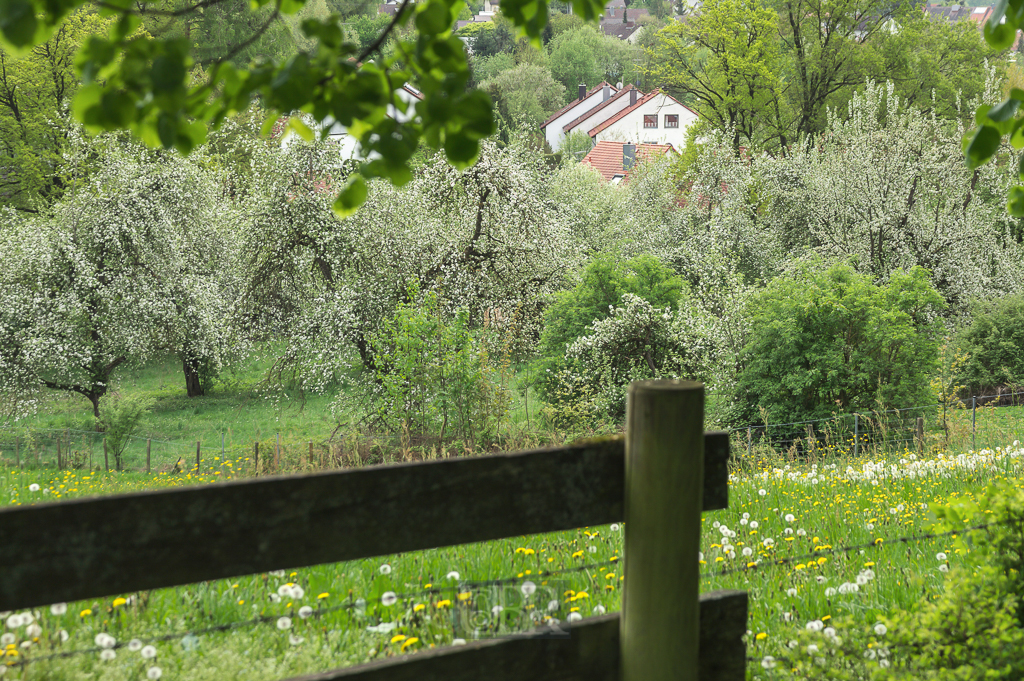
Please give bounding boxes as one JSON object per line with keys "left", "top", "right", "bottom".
{"left": 540, "top": 82, "right": 617, "bottom": 130}
{"left": 562, "top": 84, "right": 640, "bottom": 134}
{"left": 581, "top": 140, "right": 676, "bottom": 183}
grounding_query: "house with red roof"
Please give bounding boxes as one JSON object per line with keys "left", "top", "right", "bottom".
{"left": 581, "top": 140, "right": 677, "bottom": 184}
{"left": 589, "top": 89, "right": 699, "bottom": 148}
{"left": 540, "top": 82, "right": 619, "bottom": 152}
{"left": 551, "top": 86, "right": 699, "bottom": 151}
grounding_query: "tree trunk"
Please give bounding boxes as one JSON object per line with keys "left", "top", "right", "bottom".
{"left": 184, "top": 357, "right": 205, "bottom": 397}
{"left": 89, "top": 393, "right": 101, "bottom": 419}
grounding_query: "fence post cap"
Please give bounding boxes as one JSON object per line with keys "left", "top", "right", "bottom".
{"left": 628, "top": 379, "right": 703, "bottom": 393}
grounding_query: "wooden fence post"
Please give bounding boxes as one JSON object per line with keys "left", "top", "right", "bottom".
{"left": 146, "top": 439, "right": 151, "bottom": 474}
{"left": 103, "top": 438, "right": 108, "bottom": 472}
{"left": 196, "top": 441, "right": 201, "bottom": 471}
{"left": 746, "top": 427, "right": 751, "bottom": 458}
{"left": 622, "top": 379, "right": 703, "bottom": 681}
{"left": 853, "top": 413, "right": 859, "bottom": 457}
{"left": 254, "top": 441, "right": 259, "bottom": 477}
{"left": 916, "top": 416, "right": 924, "bottom": 454}
{"left": 275, "top": 432, "right": 281, "bottom": 472}
{"left": 308, "top": 441, "right": 313, "bottom": 471}
{"left": 972, "top": 396, "right": 977, "bottom": 451}
{"left": 57, "top": 440, "right": 62, "bottom": 470}
{"left": 14, "top": 437, "right": 19, "bottom": 469}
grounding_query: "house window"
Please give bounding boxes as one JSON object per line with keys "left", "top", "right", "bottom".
{"left": 643, "top": 114, "right": 658, "bottom": 128}
{"left": 665, "top": 114, "right": 679, "bottom": 128}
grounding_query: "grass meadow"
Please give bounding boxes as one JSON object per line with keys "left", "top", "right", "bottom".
{"left": 1, "top": 356, "right": 1023, "bottom": 679}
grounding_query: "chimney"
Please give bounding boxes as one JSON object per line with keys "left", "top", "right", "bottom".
{"left": 578, "top": 83, "right": 586, "bottom": 101}
{"left": 629, "top": 87, "right": 638, "bottom": 106}
{"left": 603, "top": 84, "right": 611, "bottom": 101}
{"left": 623, "top": 144, "right": 636, "bottom": 171}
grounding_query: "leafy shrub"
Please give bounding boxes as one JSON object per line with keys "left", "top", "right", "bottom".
{"left": 955, "top": 294, "right": 1024, "bottom": 396}
{"left": 533, "top": 253, "right": 686, "bottom": 405}
{"left": 97, "top": 393, "right": 155, "bottom": 471}
{"left": 362, "top": 286, "right": 509, "bottom": 450}
{"left": 732, "top": 261, "right": 945, "bottom": 426}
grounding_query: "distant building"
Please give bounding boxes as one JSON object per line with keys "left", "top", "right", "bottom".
{"left": 547, "top": 85, "right": 699, "bottom": 150}
{"left": 589, "top": 89, "right": 699, "bottom": 148}
{"left": 540, "top": 82, "right": 620, "bottom": 152}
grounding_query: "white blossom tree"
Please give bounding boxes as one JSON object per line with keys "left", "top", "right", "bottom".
{"left": 0, "top": 131, "right": 239, "bottom": 420}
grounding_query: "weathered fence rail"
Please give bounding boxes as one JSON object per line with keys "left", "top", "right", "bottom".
{"left": 0, "top": 380, "right": 745, "bottom": 681}
{"left": 290, "top": 591, "right": 747, "bottom": 681}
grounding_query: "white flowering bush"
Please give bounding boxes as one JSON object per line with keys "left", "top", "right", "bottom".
{"left": 0, "top": 130, "right": 239, "bottom": 419}
{"left": 559, "top": 293, "right": 719, "bottom": 422}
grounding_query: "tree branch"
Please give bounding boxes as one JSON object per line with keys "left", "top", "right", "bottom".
{"left": 358, "top": 0, "right": 412, "bottom": 63}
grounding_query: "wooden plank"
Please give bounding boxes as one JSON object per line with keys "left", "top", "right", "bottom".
{"left": 285, "top": 590, "right": 747, "bottom": 681}
{"left": 697, "top": 589, "right": 749, "bottom": 681}
{"left": 0, "top": 434, "right": 727, "bottom": 611}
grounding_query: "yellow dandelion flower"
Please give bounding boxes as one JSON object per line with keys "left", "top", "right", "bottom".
{"left": 401, "top": 637, "right": 419, "bottom": 651}
{"left": 390, "top": 634, "right": 407, "bottom": 644}
{"left": 112, "top": 597, "right": 127, "bottom": 607}
{"left": 436, "top": 600, "right": 451, "bottom": 608}
{"left": 755, "top": 632, "right": 767, "bottom": 641}
{"left": 80, "top": 609, "right": 92, "bottom": 617}
{"left": 413, "top": 604, "right": 426, "bottom": 612}
{"left": 318, "top": 593, "right": 329, "bottom": 600}
{"left": 458, "top": 592, "right": 472, "bottom": 601}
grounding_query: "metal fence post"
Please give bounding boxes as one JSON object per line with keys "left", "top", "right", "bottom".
{"left": 622, "top": 380, "right": 703, "bottom": 681}
{"left": 746, "top": 427, "right": 751, "bottom": 458}
{"left": 146, "top": 439, "right": 152, "bottom": 474}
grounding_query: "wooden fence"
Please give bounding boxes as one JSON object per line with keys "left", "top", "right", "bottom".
{"left": 0, "top": 380, "right": 746, "bottom": 681}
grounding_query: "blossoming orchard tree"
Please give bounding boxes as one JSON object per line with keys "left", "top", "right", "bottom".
{"left": 0, "top": 0, "right": 607, "bottom": 218}
{"left": 235, "top": 133, "right": 583, "bottom": 399}
{"left": 0, "top": 132, "right": 237, "bottom": 421}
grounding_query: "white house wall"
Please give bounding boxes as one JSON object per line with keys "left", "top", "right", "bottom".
{"left": 593, "top": 94, "right": 698, "bottom": 147}
{"left": 566, "top": 95, "right": 634, "bottom": 142}
{"left": 544, "top": 87, "right": 617, "bottom": 152}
